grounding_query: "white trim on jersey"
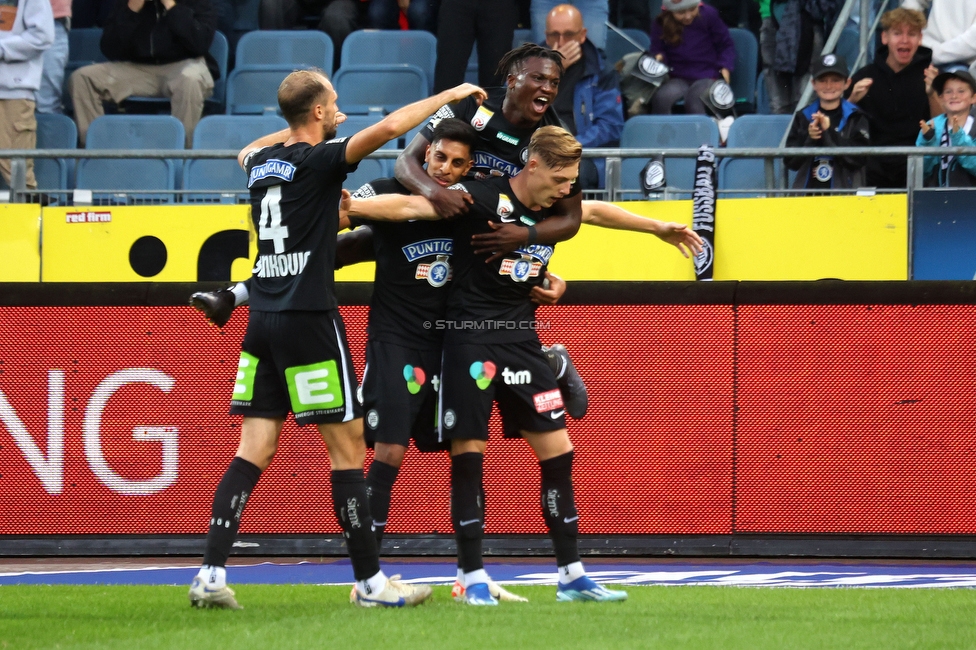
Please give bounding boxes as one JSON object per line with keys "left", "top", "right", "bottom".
{"left": 437, "top": 348, "right": 445, "bottom": 443}
{"left": 334, "top": 320, "right": 356, "bottom": 423}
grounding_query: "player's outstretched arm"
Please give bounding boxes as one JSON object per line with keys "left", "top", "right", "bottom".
{"left": 345, "top": 84, "right": 487, "bottom": 165}
{"left": 395, "top": 133, "right": 473, "bottom": 218}
{"left": 340, "top": 189, "right": 440, "bottom": 222}
{"left": 582, "top": 200, "right": 704, "bottom": 259}
{"left": 237, "top": 128, "right": 291, "bottom": 168}
{"left": 472, "top": 192, "right": 583, "bottom": 261}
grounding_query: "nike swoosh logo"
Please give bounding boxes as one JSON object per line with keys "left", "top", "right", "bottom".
{"left": 550, "top": 410, "right": 565, "bottom": 419}
{"left": 458, "top": 518, "right": 481, "bottom": 527}
{"left": 563, "top": 516, "right": 578, "bottom": 524}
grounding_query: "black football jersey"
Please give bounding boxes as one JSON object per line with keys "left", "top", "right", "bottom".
{"left": 421, "top": 88, "right": 565, "bottom": 181}
{"left": 444, "top": 175, "right": 555, "bottom": 344}
{"left": 349, "top": 177, "right": 455, "bottom": 348}
{"left": 243, "top": 137, "right": 358, "bottom": 311}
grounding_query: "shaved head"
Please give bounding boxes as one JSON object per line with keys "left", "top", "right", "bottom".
{"left": 545, "top": 4, "right": 586, "bottom": 47}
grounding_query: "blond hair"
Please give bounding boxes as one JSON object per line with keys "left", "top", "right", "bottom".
{"left": 528, "top": 126, "right": 582, "bottom": 170}
{"left": 880, "top": 7, "right": 926, "bottom": 33}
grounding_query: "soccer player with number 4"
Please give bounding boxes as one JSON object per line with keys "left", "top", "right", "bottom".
{"left": 187, "top": 69, "right": 487, "bottom": 610}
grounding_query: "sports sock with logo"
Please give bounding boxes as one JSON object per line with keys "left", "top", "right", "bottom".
{"left": 202, "top": 456, "right": 262, "bottom": 567}
{"left": 365, "top": 460, "right": 399, "bottom": 546}
{"left": 332, "top": 469, "right": 382, "bottom": 581}
{"left": 539, "top": 451, "right": 581, "bottom": 567}
{"left": 451, "top": 452, "right": 485, "bottom": 573}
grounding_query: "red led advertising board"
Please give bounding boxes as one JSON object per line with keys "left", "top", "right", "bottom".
{"left": 0, "top": 301, "right": 973, "bottom": 536}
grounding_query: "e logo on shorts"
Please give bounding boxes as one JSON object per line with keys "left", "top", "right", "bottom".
{"left": 234, "top": 352, "right": 259, "bottom": 402}
{"left": 285, "top": 360, "right": 343, "bottom": 413}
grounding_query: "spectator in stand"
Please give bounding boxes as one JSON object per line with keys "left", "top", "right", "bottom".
{"left": 72, "top": 0, "right": 113, "bottom": 27}
{"left": 544, "top": 3, "right": 623, "bottom": 188}
{"left": 433, "top": 0, "right": 518, "bottom": 91}
{"left": 902, "top": 0, "right": 976, "bottom": 77}
{"left": 69, "top": 0, "right": 217, "bottom": 147}
{"left": 649, "top": 0, "right": 735, "bottom": 115}
{"left": 369, "top": 0, "right": 434, "bottom": 30}
{"left": 785, "top": 53, "right": 870, "bottom": 189}
{"left": 757, "top": 0, "right": 829, "bottom": 114}
{"left": 916, "top": 70, "right": 976, "bottom": 186}
{"left": 532, "top": 0, "right": 608, "bottom": 50}
{"left": 847, "top": 7, "right": 940, "bottom": 187}
{"left": 258, "top": 0, "right": 364, "bottom": 69}
{"left": 0, "top": 0, "right": 53, "bottom": 190}
{"left": 35, "top": 0, "right": 68, "bottom": 113}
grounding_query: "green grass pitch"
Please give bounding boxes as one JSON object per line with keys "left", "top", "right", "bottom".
{"left": 2, "top": 585, "right": 976, "bottom": 649}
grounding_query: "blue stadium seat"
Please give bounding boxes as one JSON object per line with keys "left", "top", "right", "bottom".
{"left": 402, "top": 123, "right": 427, "bottom": 149}
{"left": 122, "top": 31, "right": 229, "bottom": 114}
{"left": 335, "top": 114, "right": 395, "bottom": 191}
{"left": 34, "top": 113, "right": 78, "bottom": 192}
{"left": 620, "top": 115, "right": 719, "bottom": 194}
{"left": 76, "top": 115, "right": 184, "bottom": 204}
{"left": 836, "top": 27, "right": 860, "bottom": 72}
{"left": 513, "top": 28, "right": 534, "bottom": 48}
{"left": 183, "top": 114, "right": 288, "bottom": 203}
{"left": 333, "top": 64, "right": 428, "bottom": 115}
{"left": 465, "top": 48, "right": 478, "bottom": 84}
{"left": 728, "top": 28, "right": 758, "bottom": 113}
{"left": 604, "top": 28, "right": 650, "bottom": 66}
{"left": 755, "top": 70, "right": 771, "bottom": 114}
{"left": 67, "top": 27, "right": 106, "bottom": 66}
{"left": 226, "top": 65, "right": 297, "bottom": 115}
{"left": 718, "top": 114, "right": 792, "bottom": 194}
{"left": 236, "top": 30, "right": 334, "bottom": 73}
{"left": 341, "top": 30, "right": 437, "bottom": 92}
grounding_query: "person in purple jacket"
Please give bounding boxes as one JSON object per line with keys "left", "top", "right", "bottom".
{"left": 649, "top": 0, "right": 736, "bottom": 115}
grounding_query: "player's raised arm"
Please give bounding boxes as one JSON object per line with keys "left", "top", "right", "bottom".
{"left": 345, "top": 84, "right": 487, "bottom": 165}
{"left": 396, "top": 130, "right": 473, "bottom": 218}
{"left": 582, "top": 200, "right": 704, "bottom": 258}
{"left": 340, "top": 189, "right": 441, "bottom": 222}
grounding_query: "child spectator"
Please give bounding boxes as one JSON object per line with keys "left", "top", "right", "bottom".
{"left": 649, "top": 0, "right": 735, "bottom": 115}
{"left": 917, "top": 70, "right": 976, "bottom": 187}
{"left": 786, "top": 53, "right": 870, "bottom": 189}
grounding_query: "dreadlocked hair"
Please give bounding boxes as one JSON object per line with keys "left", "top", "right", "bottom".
{"left": 495, "top": 43, "right": 565, "bottom": 79}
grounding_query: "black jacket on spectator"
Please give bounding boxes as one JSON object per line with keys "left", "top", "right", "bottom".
{"left": 785, "top": 98, "right": 870, "bottom": 189}
{"left": 100, "top": 0, "right": 219, "bottom": 80}
{"left": 847, "top": 44, "right": 932, "bottom": 187}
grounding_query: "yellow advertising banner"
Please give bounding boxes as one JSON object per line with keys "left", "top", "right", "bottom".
{"left": 714, "top": 194, "right": 907, "bottom": 280}
{"left": 41, "top": 205, "right": 257, "bottom": 282}
{"left": 33, "top": 195, "right": 907, "bottom": 282}
{"left": 0, "top": 204, "right": 41, "bottom": 282}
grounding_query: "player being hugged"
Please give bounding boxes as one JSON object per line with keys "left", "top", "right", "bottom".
{"left": 343, "top": 126, "right": 629, "bottom": 605}
{"left": 187, "top": 68, "right": 486, "bottom": 610}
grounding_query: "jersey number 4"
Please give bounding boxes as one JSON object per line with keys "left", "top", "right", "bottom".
{"left": 259, "top": 185, "right": 289, "bottom": 254}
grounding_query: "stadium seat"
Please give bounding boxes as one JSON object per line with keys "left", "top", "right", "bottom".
{"left": 182, "top": 114, "right": 288, "bottom": 203}
{"left": 619, "top": 115, "right": 719, "bottom": 195}
{"left": 836, "top": 26, "right": 861, "bottom": 72}
{"left": 728, "top": 28, "right": 758, "bottom": 113}
{"left": 76, "top": 115, "right": 184, "bottom": 204}
{"left": 67, "top": 27, "right": 106, "bottom": 66}
{"left": 341, "top": 30, "right": 437, "bottom": 92}
{"left": 718, "top": 114, "right": 792, "bottom": 195}
{"left": 122, "top": 31, "right": 229, "bottom": 113}
{"left": 34, "top": 113, "right": 78, "bottom": 193}
{"left": 755, "top": 70, "right": 770, "bottom": 115}
{"left": 226, "top": 65, "right": 297, "bottom": 115}
{"left": 604, "top": 28, "right": 650, "bottom": 66}
{"left": 335, "top": 114, "right": 395, "bottom": 191}
{"left": 332, "top": 64, "right": 428, "bottom": 115}
{"left": 513, "top": 28, "right": 534, "bottom": 48}
{"left": 236, "top": 30, "right": 334, "bottom": 73}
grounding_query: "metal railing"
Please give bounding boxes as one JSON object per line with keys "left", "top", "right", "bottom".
{"left": 3, "top": 146, "right": 976, "bottom": 204}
